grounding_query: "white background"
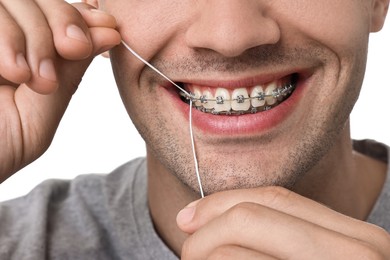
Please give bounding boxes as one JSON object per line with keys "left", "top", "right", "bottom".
{"left": 0, "top": 18, "right": 389, "bottom": 201}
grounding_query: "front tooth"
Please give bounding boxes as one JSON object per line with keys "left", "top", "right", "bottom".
{"left": 193, "top": 89, "right": 202, "bottom": 107}
{"left": 214, "top": 88, "right": 231, "bottom": 112}
{"left": 265, "top": 82, "right": 277, "bottom": 105}
{"left": 251, "top": 86, "right": 266, "bottom": 107}
{"left": 231, "top": 88, "right": 250, "bottom": 111}
{"left": 201, "top": 90, "right": 215, "bottom": 109}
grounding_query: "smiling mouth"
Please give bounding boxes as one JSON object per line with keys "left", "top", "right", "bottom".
{"left": 179, "top": 73, "right": 298, "bottom": 115}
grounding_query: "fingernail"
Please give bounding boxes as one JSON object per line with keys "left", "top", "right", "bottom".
{"left": 16, "top": 53, "right": 30, "bottom": 71}
{"left": 66, "top": 24, "right": 89, "bottom": 43}
{"left": 177, "top": 206, "right": 196, "bottom": 225}
{"left": 39, "top": 59, "right": 57, "bottom": 81}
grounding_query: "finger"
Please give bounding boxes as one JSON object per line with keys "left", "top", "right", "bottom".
{"left": 7, "top": 51, "right": 93, "bottom": 176}
{"left": 73, "top": 4, "right": 122, "bottom": 54}
{"left": 35, "top": 0, "right": 93, "bottom": 60}
{"left": 72, "top": 3, "right": 117, "bottom": 29}
{"left": 88, "top": 27, "right": 122, "bottom": 55}
{"left": 181, "top": 202, "right": 379, "bottom": 260}
{"left": 2, "top": 0, "right": 58, "bottom": 94}
{"left": 0, "top": 3, "right": 31, "bottom": 84}
{"left": 39, "top": 1, "right": 121, "bottom": 59}
{"left": 177, "top": 187, "right": 390, "bottom": 248}
{"left": 205, "top": 245, "right": 278, "bottom": 260}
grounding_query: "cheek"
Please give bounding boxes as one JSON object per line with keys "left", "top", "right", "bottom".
{"left": 105, "top": 0, "right": 191, "bottom": 60}
{"left": 278, "top": 1, "right": 371, "bottom": 51}
{"left": 109, "top": 47, "right": 152, "bottom": 140}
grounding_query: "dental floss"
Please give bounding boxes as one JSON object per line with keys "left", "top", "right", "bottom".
{"left": 120, "top": 40, "right": 205, "bottom": 198}
{"left": 189, "top": 99, "right": 205, "bottom": 198}
{"left": 120, "top": 40, "right": 192, "bottom": 98}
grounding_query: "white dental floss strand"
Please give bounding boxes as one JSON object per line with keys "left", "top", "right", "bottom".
{"left": 120, "top": 40, "right": 190, "bottom": 97}
{"left": 121, "top": 40, "right": 205, "bottom": 198}
{"left": 189, "top": 99, "right": 205, "bottom": 198}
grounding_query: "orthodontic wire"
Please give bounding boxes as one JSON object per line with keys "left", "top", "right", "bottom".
{"left": 121, "top": 40, "right": 205, "bottom": 198}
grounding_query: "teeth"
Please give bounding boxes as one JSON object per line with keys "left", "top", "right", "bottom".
{"left": 232, "top": 88, "right": 250, "bottom": 111}
{"left": 193, "top": 89, "right": 202, "bottom": 107}
{"left": 251, "top": 86, "right": 266, "bottom": 108}
{"left": 214, "top": 88, "right": 231, "bottom": 112}
{"left": 202, "top": 90, "right": 215, "bottom": 109}
{"left": 185, "top": 79, "right": 295, "bottom": 114}
{"left": 265, "top": 82, "right": 277, "bottom": 105}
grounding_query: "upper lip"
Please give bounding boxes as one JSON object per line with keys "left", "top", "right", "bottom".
{"left": 166, "top": 68, "right": 312, "bottom": 90}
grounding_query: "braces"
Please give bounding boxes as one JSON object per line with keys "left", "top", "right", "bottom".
{"left": 180, "top": 82, "right": 295, "bottom": 103}
{"left": 197, "top": 104, "right": 275, "bottom": 114}
{"left": 179, "top": 82, "right": 296, "bottom": 115}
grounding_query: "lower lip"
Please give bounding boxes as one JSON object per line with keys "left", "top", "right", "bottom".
{"left": 164, "top": 77, "right": 308, "bottom": 136}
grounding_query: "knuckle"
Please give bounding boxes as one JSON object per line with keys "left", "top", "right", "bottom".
{"left": 369, "top": 225, "right": 390, "bottom": 254}
{"left": 375, "top": 226, "right": 390, "bottom": 242}
{"left": 208, "top": 246, "right": 234, "bottom": 260}
{"left": 260, "top": 186, "right": 293, "bottom": 207}
{"left": 225, "top": 202, "right": 257, "bottom": 226}
{"left": 355, "top": 241, "right": 387, "bottom": 260}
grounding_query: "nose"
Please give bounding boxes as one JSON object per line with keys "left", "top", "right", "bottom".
{"left": 186, "top": 0, "right": 281, "bottom": 57}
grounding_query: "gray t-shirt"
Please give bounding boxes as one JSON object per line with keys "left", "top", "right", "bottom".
{"left": 0, "top": 139, "right": 389, "bottom": 260}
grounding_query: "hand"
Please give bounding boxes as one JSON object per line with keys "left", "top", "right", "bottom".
{"left": 0, "top": 0, "right": 121, "bottom": 181}
{"left": 177, "top": 187, "right": 390, "bottom": 259}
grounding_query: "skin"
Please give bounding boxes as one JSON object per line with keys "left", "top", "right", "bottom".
{"left": 0, "top": 0, "right": 389, "bottom": 259}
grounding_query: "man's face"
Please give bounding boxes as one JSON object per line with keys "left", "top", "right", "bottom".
{"left": 105, "top": 1, "right": 386, "bottom": 194}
